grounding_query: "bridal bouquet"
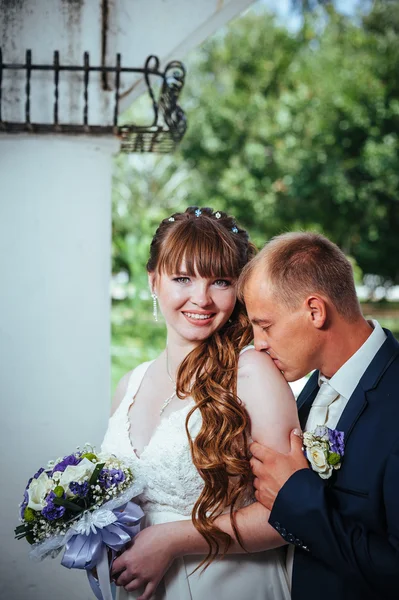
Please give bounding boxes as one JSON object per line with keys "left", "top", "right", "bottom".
{"left": 15, "top": 444, "right": 144, "bottom": 600}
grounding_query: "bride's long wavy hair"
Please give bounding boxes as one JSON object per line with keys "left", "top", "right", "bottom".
{"left": 147, "top": 206, "right": 257, "bottom": 567}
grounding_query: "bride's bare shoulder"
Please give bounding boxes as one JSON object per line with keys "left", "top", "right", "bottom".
{"left": 238, "top": 347, "right": 282, "bottom": 380}
{"left": 110, "top": 358, "right": 160, "bottom": 415}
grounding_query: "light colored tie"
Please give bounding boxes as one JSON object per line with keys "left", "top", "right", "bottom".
{"left": 305, "top": 380, "right": 339, "bottom": 431}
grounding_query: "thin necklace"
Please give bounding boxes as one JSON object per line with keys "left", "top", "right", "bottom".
{"left": 165, "top": 345, "right": 175, "bottom": 384}
{"left": 160, "top": 346, "right": 177, "bottom": 415}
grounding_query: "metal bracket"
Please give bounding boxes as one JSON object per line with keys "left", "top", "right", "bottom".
{"left": 0, "top": 50, "right": 187, "bottom": 153}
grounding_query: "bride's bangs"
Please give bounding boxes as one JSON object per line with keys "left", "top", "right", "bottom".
{"left": 158, "top": 222, "right": 240, "bottom": 279}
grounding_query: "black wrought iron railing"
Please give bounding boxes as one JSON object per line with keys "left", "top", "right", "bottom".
{"left": 0, "top": 50, "right": 187, "bottom": 153}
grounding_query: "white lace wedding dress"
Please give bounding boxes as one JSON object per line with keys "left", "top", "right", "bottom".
{"left": 101, "top": 359, "right": 291, "bottom": 600}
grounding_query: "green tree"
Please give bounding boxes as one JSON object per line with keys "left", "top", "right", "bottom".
{"left": 178, "top": 1, "right": 399, "bottom": 283}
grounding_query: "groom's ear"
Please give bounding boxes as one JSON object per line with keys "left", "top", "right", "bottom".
{"left": 305, "top": 295, "right": 327, "bottom": 329}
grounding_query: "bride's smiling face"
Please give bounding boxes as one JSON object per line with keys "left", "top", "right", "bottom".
{"left": 149, "top": 263, "right": 237, "bottom": 345}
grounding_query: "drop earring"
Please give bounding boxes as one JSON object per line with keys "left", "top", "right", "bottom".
{"left": 152, "top": 293, "right": 158, "bottom": 322}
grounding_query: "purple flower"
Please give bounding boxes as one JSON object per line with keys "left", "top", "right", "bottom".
{"left": 328, "top": 429, "right": 345, "bottom": 457}
{"left": 98, "top": 469, "right": 125, "bottom": 489}
{"left": 109, "top": 469, "right": 125, "bottom": 485}
{"left": 41, "top": 492, "right": 66, "bottom": 521}
{"left": 69, "top": 481, "right": 89, "bottom": 497}
{"left": 20, "top": 489, "right": 29, "bottom": 519}
{"left": 52, "top": 454, "right": 81, "bottom": 474}
{"left": 314, "top": 426, "right": 329, "bottom": 440}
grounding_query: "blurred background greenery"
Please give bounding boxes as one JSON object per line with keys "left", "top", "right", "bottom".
{"left": 111, "top": 0, "right": 399, "bottom": 392}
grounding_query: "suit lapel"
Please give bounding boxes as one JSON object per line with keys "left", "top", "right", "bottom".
{"left": 336, "top": 329, "right": 399, "bottom": 442}
{"left": 297, "top": 371, "right": 319, "bottom": 430}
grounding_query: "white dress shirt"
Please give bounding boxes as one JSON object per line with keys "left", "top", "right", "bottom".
{"left": 286, "top": 320, "right": 387, "bottom": 589}
{"left": 307, "top": 319, "right": 386, "bottom": 431}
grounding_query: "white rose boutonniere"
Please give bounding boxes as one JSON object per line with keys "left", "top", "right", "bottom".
{"left": 303, "top": 426, "right": 345, "bottom": 480}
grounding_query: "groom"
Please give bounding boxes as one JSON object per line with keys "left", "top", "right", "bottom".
{"left": 240, "top": 231, "right": 399, "bottom": 600}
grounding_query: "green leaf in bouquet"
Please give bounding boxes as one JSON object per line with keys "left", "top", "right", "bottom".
{"left": 81, "top": 452, "right": 98, "bottom": 463}
{"left": 89, "top": 462, "right": 105, "bottom": 487}
{"left": 52, "top": 497, "right": 84, "bottom": 512}
{"left": 15, "top": 524, "right": 28, "bottom": 535}
{"left": 23, "top": 507, "right": 36, "bottom": 522}
{"left": 15, "top": 523, "right": 33, "bottom": 540}
{"left": 53, "top": 486, "right": 65, "bottom": 498}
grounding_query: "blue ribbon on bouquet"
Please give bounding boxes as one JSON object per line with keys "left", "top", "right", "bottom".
{"left": 61, "top": 501, "right": 144, "bottom": 600}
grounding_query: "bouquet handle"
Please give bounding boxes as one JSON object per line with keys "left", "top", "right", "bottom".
{"left": 61, "top": 500, "right": 144, "bottom": 600}
{"left": 88, "top": 545, "right": 116, "bottom": 600}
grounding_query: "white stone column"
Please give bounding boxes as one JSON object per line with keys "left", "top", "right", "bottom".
{"left": 0, "top": 135, "right": 118, "bottom": 600}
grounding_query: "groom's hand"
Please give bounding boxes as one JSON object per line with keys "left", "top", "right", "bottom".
{"left": 250, "top": 429, "right": 309, "bottom": 511}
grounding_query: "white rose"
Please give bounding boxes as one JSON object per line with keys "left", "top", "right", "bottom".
{"left": 59, "top": 458, "right": 97, "bottom": 496}
{"left": 306, "top": 444, "right": 333, "bottom": 479}
{"left": 27, "top": 472, "right": 53, "bottom": 511}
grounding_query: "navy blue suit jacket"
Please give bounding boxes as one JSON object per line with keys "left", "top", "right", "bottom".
{"left": 269, "top": 329, "right": 399, "bottom": 600}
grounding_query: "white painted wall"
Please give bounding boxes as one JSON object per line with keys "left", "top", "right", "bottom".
{"left": 0, "top": 135, "right": 118, "bottom": 600}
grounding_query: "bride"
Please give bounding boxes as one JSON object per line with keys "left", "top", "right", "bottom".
{"left": 101, "top": 207, "right": 299, "bottom": 600}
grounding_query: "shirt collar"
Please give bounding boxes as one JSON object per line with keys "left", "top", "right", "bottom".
{"left": 318, "top": 319, "right": 386, "bottom": 400}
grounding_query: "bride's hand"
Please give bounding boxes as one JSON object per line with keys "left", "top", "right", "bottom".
{"left": 111, "top": 524, "right": 176, "bottom": 600}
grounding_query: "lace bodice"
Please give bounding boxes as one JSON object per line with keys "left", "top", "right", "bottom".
{"left": 101, "top": 358, "right": 254, "bottom": 517}
{"left": 101, "top": 361, "right": 204, "bottom": 517}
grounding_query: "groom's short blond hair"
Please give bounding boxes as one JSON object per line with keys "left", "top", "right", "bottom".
{"left": 238, "top": 231, "right": 361, "bottom": 321}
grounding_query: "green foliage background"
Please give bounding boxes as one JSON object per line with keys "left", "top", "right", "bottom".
{"left": 111, "top": 0, "right": 399, "bottom": 391}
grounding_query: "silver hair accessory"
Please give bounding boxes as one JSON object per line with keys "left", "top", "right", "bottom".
{"left": 232, "top": 226, "right": 239, "bottom": 233}
{"left": 168, "top": 217, "right": 175, "bottom": 222}
{"left": 215, "top": 212, "right": 221, "bottom": 219}
{"left": 194, "top": 208, "right": 202, "bottom": 217}
{"left": 152, "top": 293, "right": 158, "bottom": 322}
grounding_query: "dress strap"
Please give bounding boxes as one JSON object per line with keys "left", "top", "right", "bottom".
{"left": 124, "top": 360, "right": 155, "bottom": 401}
